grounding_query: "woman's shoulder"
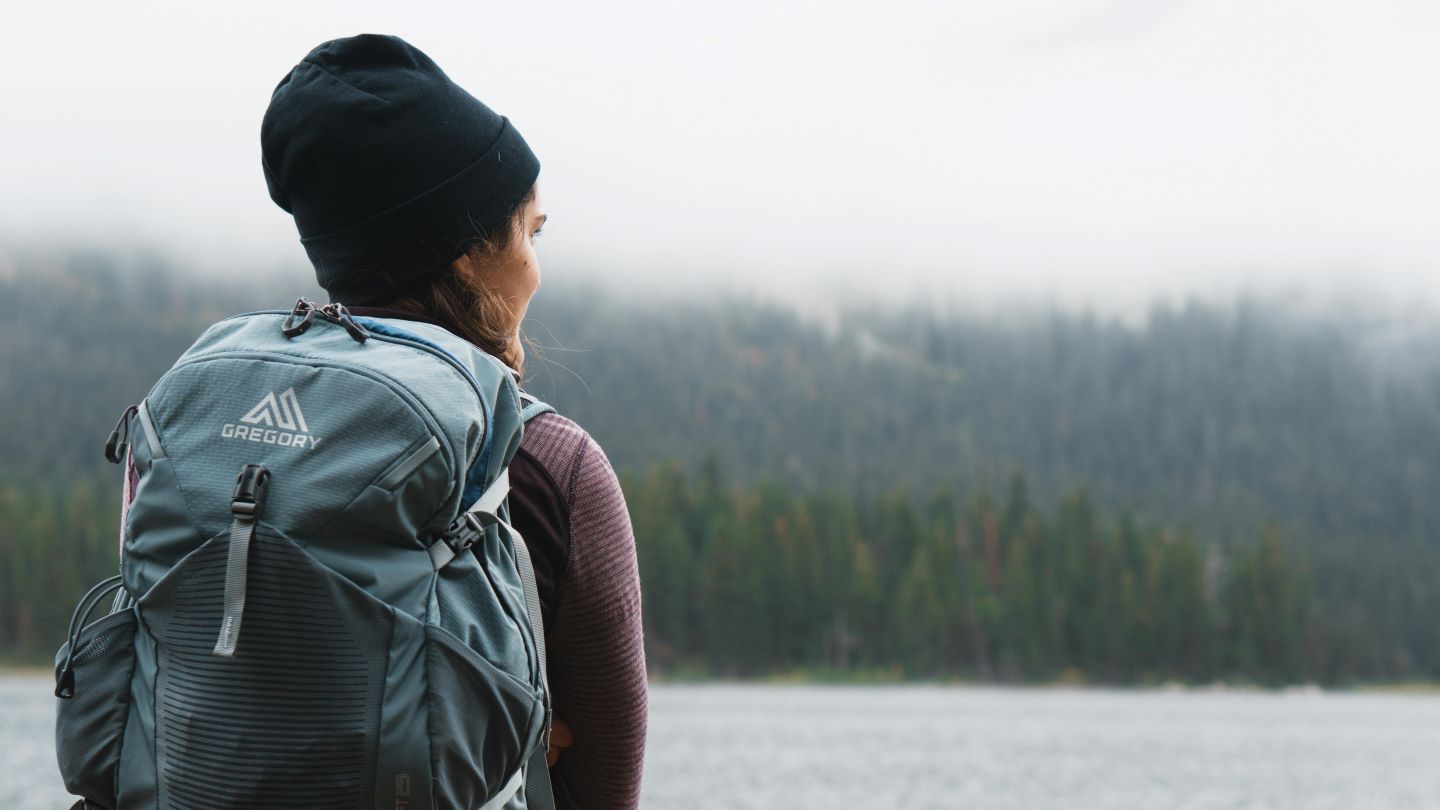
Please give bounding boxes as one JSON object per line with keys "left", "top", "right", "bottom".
{"left": 517, "top": 409, "right": 597, "bottom": 471}
{"left": 516, "top": 410, "right": 621, "bottom": 505}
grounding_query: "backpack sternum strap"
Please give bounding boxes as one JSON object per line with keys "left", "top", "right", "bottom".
{"left": 428, "top": 468, "right": 512, "bottom": 568}
{"left": 212, "top": 464, "right": 270, "bottom": 658}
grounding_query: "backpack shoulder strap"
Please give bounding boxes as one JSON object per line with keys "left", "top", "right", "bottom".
{"left": 517, "top": 390, "right": 556, "bottom": 424}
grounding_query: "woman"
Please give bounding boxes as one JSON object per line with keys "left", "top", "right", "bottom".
{"left": 264, "top": 32, "right": 648, "bottom": 808}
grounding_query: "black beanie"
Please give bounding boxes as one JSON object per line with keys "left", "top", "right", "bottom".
{"left": 261, "top": 33, "right": 540, "bottom": 304}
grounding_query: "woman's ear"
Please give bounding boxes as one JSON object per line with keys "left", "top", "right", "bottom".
{"left": 450, "top": 246, "right": 483, "bottom": 275}
{"left": 448, "top": 248, "right": 468, "bottom": 276}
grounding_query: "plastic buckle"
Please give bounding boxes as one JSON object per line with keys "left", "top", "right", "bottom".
{"left": 440, "top": 512, "right": 487, "bottom": 554}
{"left": 231, "top": 464, "right": 271, "bottom": 519}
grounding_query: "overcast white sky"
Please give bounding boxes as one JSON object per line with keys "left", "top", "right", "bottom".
{"left": 1, "top": 0, "right": 1437, "bottom": 311}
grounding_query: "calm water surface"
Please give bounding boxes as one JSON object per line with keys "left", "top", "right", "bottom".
{"left": 4, "top": 674, "right": 1438, "bottom": 809}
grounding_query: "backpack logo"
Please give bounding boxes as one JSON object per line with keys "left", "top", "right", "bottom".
{"left": 221, "top": 388, "right": 323, "bottom": 450}
{"left": 241, "top": 388, "right": 309, "bottom": 432}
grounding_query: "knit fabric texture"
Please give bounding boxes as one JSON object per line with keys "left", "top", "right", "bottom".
{"left": 512, "top": 412, "right": 649, "bottom": 809}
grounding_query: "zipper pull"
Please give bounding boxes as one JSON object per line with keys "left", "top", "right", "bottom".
{"left": 320, "top": 302, "right": 370, "bottom": 343}
{"left": 103, "top": 404, "right": 139, "bottom": 464}
{"left": 281, "top": 297, "right": 316, "bottom": 338}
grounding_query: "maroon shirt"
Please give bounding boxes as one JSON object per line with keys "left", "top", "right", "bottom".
{"left": 122, "top": 309, "right": 648, "bottom": 809}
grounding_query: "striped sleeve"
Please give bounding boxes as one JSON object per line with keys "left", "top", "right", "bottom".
{"left": 521, "top": 414, "right": 649, "bottom": 810}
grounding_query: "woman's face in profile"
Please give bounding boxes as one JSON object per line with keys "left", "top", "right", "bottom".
{"left": 460, "top": 186, "right": 547, "bottom": 329}
{"left": 504, "top": 187, "right": 547, "bottom": 321}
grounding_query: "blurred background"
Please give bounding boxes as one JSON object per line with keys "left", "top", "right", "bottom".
{"left": 3, "top": 1, "right": 1439, "bottom": 807}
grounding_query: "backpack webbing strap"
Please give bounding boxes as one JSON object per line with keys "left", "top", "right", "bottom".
{"left": 213, "top": 464, "right": 270, "bottom": 658}
{"left": 427, "top": 533, "right": 457, "bottom": 569}
{"left": 211, "top": 514, "right": 254, "bottom": 657}
{"left": 509, "top": 519, "right": 556, "bottom": 810}
{"left": 524, "top": 745, "right": 557, "bottom": 810}
{"left": 478, "top": 768, "right": 525, "bottom": 810}
{"left": 514, "top": 391, "right": 559, "bottom": 807}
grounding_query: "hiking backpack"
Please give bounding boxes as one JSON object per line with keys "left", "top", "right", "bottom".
{"left": 54, "top": 298, "right": 558, "bottom": 810}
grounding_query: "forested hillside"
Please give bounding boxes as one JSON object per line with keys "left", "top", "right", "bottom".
{"left": 524, "top": 288, "right": 1440, "bottom": 549}
{"left": 1, "top": 250, "right": 1437, "bottom": 682}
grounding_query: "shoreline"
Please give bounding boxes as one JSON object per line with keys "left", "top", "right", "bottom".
{"left": 647, "top": 676, "right": 1440, "bottom": 694}
{"left": 8, "top": 664, "right": 1437, "bottom": 694}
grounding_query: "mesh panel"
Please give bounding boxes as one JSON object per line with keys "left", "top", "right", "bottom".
{"left": 426, "top": 624, "right": 541, "bottom": 809}
{"left": 146, "top": 531, "right": 392, "bottom": 810}
{"left": 54, "top": 609, "right": 137, "bottom": 805}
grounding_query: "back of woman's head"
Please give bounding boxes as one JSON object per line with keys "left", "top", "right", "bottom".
{"left": 260, "top": 33, "right": 542, "bottom": 374}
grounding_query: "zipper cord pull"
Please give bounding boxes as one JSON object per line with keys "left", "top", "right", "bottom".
{"left": 103, "top": 404, "right": 139, "bottom": 464}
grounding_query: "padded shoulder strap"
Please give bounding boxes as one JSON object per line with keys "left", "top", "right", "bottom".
{"left": 518, "top": 390, "right": 556, "bottom": 424}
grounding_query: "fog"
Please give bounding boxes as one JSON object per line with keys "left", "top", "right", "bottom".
{"left": 1, "top": 0, "right": 1437, "bottom": 313}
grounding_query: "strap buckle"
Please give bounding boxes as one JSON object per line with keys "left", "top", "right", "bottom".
{"left": 231, "top": 464, "right": 270, "bottom": 519}
{"left": 439, "top": 511, "right": 487, "bottom": 554}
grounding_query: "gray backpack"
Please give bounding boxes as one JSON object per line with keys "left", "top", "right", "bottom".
{"left": 54, "top": 298, "right": 557, "bottom": 810}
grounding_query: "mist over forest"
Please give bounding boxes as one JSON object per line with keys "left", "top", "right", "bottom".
{"left": 2, "top": 248, "right": 1438, "bottom": 683}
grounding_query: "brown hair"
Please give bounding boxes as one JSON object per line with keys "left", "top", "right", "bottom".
{"left": 382, "top": 186, "right": 536, "bottom": 376}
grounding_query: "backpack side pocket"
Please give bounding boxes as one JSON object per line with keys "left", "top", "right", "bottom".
{"left": 54, "top": 605, "right": 138, "bottom": 806}
{"left": 425, "top": 622, "right": 544, "bottom": 809}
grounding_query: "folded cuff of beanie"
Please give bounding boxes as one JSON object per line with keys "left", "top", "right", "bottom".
{"left": 301, "top": 117, "right": 540, "bottom": 305}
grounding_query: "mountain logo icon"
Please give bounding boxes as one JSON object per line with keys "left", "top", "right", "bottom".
{"left": 240, "top": 388, "right": 309, "bottom": 433}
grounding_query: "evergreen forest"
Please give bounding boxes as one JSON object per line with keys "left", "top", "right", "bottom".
{"left": 2, "top": 249, "right": 1437, "bottom": 684}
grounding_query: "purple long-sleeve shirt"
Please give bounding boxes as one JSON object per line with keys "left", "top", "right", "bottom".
{"left": 120, "top": 319, "right": 648, "bottom": 809}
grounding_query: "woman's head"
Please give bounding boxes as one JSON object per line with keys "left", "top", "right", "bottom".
{"left": 260, "top": 33, "right": 544, "bottom": 369}
{"left": 383, "top": 184, "right": 547, "bottom": 374}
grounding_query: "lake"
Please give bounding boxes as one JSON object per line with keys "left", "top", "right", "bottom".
{"left": 4, "top": 674, "right": 1438, "bottom": 809}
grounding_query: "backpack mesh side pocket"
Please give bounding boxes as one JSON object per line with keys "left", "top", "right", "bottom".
{"left": 54, "top": 607, "right": 138, "bottom": 806}
{"left": 425, "top": 623, "right": 543, "bottom": 809}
